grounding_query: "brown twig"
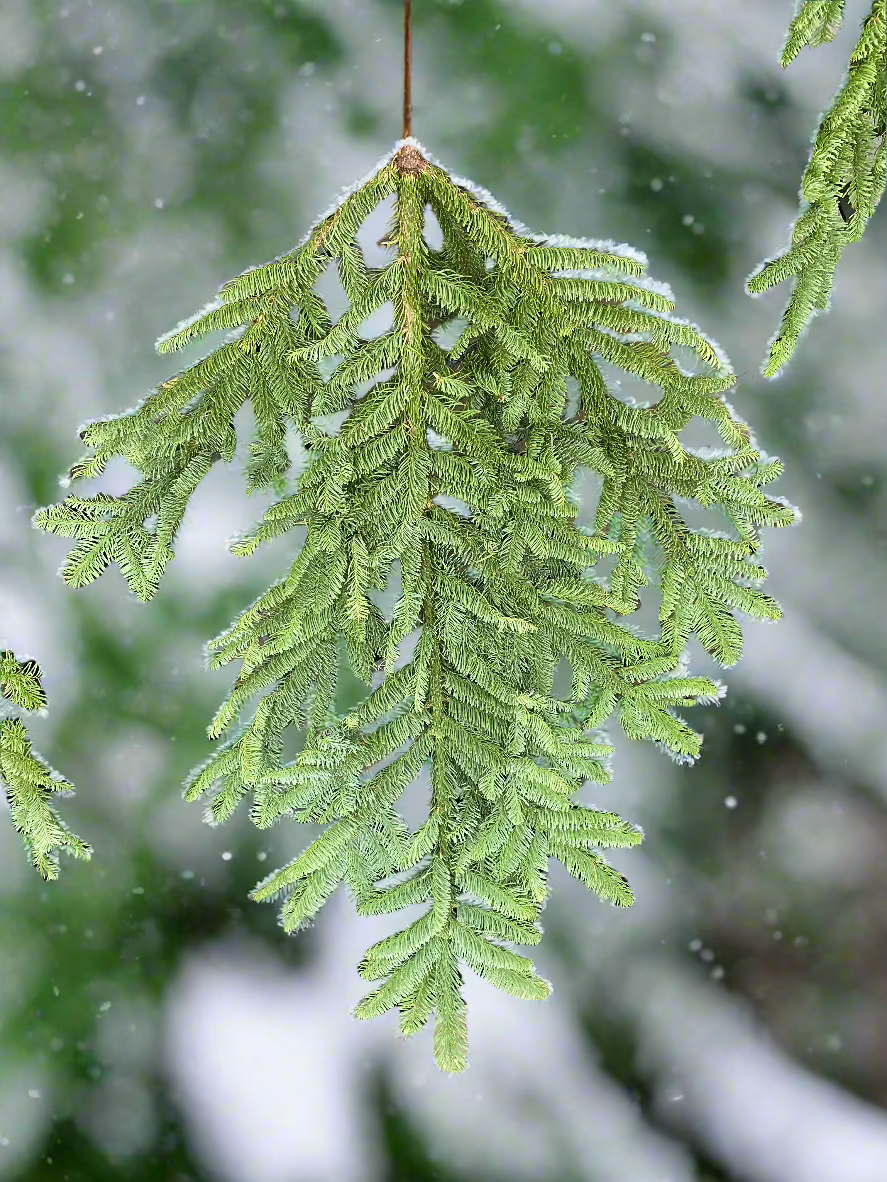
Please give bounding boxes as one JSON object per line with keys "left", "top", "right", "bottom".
{"left": 403, "top": 0, "right": 413, "bottom": 138}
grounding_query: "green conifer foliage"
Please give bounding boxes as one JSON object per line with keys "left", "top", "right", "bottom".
{"left": 34, "top": 140, "right": 796, "bottom": 1071}
{"left": 1, "top": 650, "right": 92, "bottom": 879}
{"left": 748, "top": 0, "right": 885, "bottom": 376}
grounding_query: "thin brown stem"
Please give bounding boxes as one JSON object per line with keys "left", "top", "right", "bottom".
{"left": 403, "top": 0, "right": 413, "bottom": 138}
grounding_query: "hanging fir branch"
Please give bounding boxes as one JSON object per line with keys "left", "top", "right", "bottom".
{"left": 1, "top": 650, "right": 92, "bottom": 880}
{"left": 747, "top": 0, "right": 886, "bottom": 376}
{"left": 34, "top": 138, "right": 797, "bottom": 1072}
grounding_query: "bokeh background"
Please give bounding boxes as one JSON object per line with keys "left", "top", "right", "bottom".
{"left": 2, "top": 1, "right": 886, "bottom": 1180}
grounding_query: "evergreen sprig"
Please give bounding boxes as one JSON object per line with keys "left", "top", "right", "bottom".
{"left": 34, "top": 139, "right": 796, "bottom": 1072}
{"left": 0, "top": 650, "right": 92, "bottom": 880}
{"left": 747, "top": 0, "right": 886, "bottom": 376}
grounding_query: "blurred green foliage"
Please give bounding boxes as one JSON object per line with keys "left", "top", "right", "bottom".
{"left": 1, "top": 1, "right": 885, "bottom": 1179}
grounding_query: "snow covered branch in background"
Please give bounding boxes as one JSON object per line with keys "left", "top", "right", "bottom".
{"left": 619, "top": 953, "right": 887, "bottom": 1182}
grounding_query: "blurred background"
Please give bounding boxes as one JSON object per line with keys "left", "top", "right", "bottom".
{"left": 1, "top": 1, "right": 886, "bottom": 1180}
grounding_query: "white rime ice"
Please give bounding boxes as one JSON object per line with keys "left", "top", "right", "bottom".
{"left": 154, "top": 297, "right": 231, "bottom": 353}
{"left": 192, "top": 137, "right": 733, "bottom": 380}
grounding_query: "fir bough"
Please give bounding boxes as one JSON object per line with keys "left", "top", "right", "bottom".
{"left": 35, "top": 139, "right": 797, "bottom": 1072}
{"left": 747, "top": 0, "right": 886, "bottom": 376}
{"left": 1, "top": 650, "right": 92, "bottom": 879}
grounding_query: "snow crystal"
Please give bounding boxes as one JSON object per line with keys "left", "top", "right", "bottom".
{"left": 526, "top": 228, "right": 648, "bottom": 265}
{"left": 656, "top": 311, "right": 734, "bottom": 375}
{"left": 654, "top": 739, "right": 699, "bottom": 767}
{"left": 556, "top": 267, "right": 676, "bottom": 303}
{"left": 594, "top": 325, "right": 652, "bottom": 346}
{"left": 767, "top": 493, "right": 803, "bottom": 524}
{"left": 684, "top": 446, "right": 734, "bottom": 462}
{"left": 720, "top": 398, "right": 755, "bottom": 441}
{"left": 292, "top": 136, "right": 428, "bottom": 249}
{"left": 694, "top": 680, "right": 728, "bottom": 707}
{"left": 154, "top": 297, "right": 226, "bottom": 352}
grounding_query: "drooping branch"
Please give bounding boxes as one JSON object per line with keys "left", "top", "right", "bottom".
{"left": 35, "top": 138, "right": 797, "bottom": 1072}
